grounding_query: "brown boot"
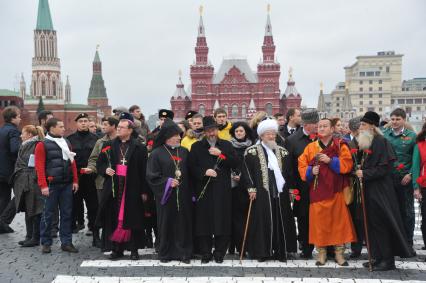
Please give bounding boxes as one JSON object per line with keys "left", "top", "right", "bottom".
{"left": 334, "top": 245, "right": 348, "bottom": 266}
{"left": 315, "top": 247, "right": 327, "bottom": 266}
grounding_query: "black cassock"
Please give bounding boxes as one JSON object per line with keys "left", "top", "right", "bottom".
{"left": 146, "top": 145, "right": 193, "bottom": 261}
{"left": 242, "top": 144, "right": 297, "bottom": 260}
{"left": 362, "top": 135, "right": 412, "bottom": 260}
{"left": 96, "top": 138, "right": 148, "bottom": 252}
{"left": 188, "top": 138, "right": 238, "bottom": 257}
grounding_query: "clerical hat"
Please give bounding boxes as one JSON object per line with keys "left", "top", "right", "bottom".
{"left": 301, "top": 108, "right": 319, "bottom": 124}
{"left": 75, "top": 113, "right": 89, "bottom": 122}
{"left": 159, "top": 109, "right": 174, "bottom": 120}
{"left": 185, "top": 110, "right": 198, "bottom": 120}
{"left": 361, "top": 111, "right": 380, "bottom": 127}
{"left": 154, "top": 118, "right": 182, "bottom": 148}
{"left": 203, "top": 116, "right": 218, "bottom": 130}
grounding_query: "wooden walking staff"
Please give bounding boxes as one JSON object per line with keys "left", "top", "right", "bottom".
{"left": 240, "top": 198, "right": 253, "bottom": 263}
{"left": 359, "top": 165, "right": 373, "bottom": 272}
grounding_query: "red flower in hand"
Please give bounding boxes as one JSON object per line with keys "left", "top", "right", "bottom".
{"left": 309, "top": 134, "right": 317, "bottom": 140}
{"left": 80, "top": 169, "right": 86, "bottom": 174}
{"left": 147, "top": 140, "right": 154, "bottom": 146}
{"left": 47, "top": 176, "right": 54, "bottom": 182}
{"left": 101, "top": 146, "right": 111, "bottom": 153}
{"left": 364, "top": 149, "right": 372, "bottom": 155}
{"left": 295, "top": 195, "right": 301, "bottom": 201}
{"left": 350, "top": 148, "right": 358, "bottom": 154}
{"left": 171, "top": 156, "right": 182, "bottom": 162}
{"left": 293, "top": 189, "right": 300, "bottom": 195}
{"left": 396, "top": 163, "right": 405, "bottom": 171}
{"left": 218, "top": 154, "right": 227, "bottom": 160}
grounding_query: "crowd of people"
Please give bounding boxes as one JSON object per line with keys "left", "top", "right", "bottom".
{"left": 0, "top": 104, "right": 425, "bottom": 272}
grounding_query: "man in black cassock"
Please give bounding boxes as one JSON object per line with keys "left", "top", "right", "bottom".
{"left": 96, "top": 113, "right": 148, "bottom": 260}
{"left": 356, "top": 111, "right": 414, "bottom": 271}
{"left": 188, "top": 116, "right": 238, "bottom": 263}
{"left": 242, "top": 119, "right": 297, "bottom": 262}
{"left": 146, "top": 119, "right": 193, "bottom": 263}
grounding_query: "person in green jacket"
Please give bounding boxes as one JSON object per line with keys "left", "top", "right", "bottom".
{"left": 383, "top": 108, "right": 416, "bottom": 251}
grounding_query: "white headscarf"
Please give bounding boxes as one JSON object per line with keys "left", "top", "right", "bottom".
{"left": 45, "top": 134, "right": 76, "bottom": 162}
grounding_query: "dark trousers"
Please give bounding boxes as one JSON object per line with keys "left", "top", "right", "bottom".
{"left": 421, "top": 189, "right": 426, "bottom": 248}
{"left": 0, "top": 182, "right": 12, "bottom": 220}
{"left": 349, "top": 190, "right": 364, "bottom": 254}
{"left": 72, "top": 174, "right": 98, "bottom": 231}
{"left": 393, "top": 175, "right": 415, "bottom": 246}
{"left": 0, "top": 196, "right": 16, "bottom": 225}
{"left": 197, "top": 235, "right": 230, "bottom": 259}
{"left": 293, "top": 188, "right": 314, "bottom": 255}
{"left": 24, "top": 214, "right": 41, "bottom": 241}
{"left": 40, "top": 183, "right": 73, "bottom": 246}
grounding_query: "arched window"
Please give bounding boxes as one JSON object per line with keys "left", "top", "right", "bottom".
{"left": 223, "top": 104, "right": 229, "bottom": 115}
{"left": 41, "top": 81, "right": 46, "bottom": 96}
{"left": 265, "top": 103, "right": 273, "bottom": 116}
{"left": 232, "top": 86, "right": 238, "bottom": 93}
{"left": 231, "top": 104, "right": 238, "bottom": 117}
{"left": 199, "top": 104, "right": 205, "bottom": 116}
{"left": 241, "top": 104, "right": 247, "bottom": 118}
{"left": 52, "top": 81, "right": 56, "bottom": 97}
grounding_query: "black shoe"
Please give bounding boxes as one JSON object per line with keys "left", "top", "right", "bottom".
{"left": 92, "top": 233, "right": 102, "bottom": 249}
{"left": 22, "top": 238, "right": 40, "bottom": 247}
{"left": 257, "top": 257, "right": 268, "bottom": 262}
{"left": 109, "top": 251, "right": 124, "bottom": 260}
{"left": 421, "top": 246, "right": 426, "bottom": 250}
{"left": 363, "top": 259, "right": 379, "bottom": 268}
{"left": 18, "top": 238, "right": 31, "bottom": 246}
{"left": 201, "top": 255, "right": 212, "bottom": 263}
{"left": 181, "top": 258, "right": 190, "bottom": 264}
{"left": 130, "top": 251, "right": 139, "bottom": 260}
{"left": 0, "top": 222, "right": 14, "bottom": 234}
{"left": 228, "top": 246, "right": 235, "bottom": 255}
{"left": 41, "top": 245, "right": 51, "bottom": 254}
{"left": 61, "top": 244, "right": 79, "bottom": 253}
{"left": 214, "top": 257, "right": 224, "bottom": 264}
{"left": 85, "top": 230, "right": 93, "bottom": 236}
{"left": 300, "top": 252, "right": 313, "bottom": 259}
{"left": 350, "top": 251, "right": 361, "bottom": 259}
{"left": 160, "top": 259, "right": 171, "bottom": 263}
{"left": 372, "top": 260, "right": 396, "bottom": 271}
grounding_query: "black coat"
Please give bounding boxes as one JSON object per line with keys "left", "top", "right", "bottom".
{"left": 362, "top": 135, "right": 413, "bottom": 259}
{"left": 96, "top": 138, "right": 148, "bottom": 231}
{"left": 146, "top": 145, "right": 192, "bottom": 260}
{"left": 67, "top": 130, "right": 98, "bottom": 169}
{"left": 0, "top": 123, "right": 21, "bottom": 181}
{"left": 188, "top": 138, "right": 238, "bottom": 236}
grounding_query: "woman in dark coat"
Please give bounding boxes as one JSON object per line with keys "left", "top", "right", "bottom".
{"left": 228, "top": 122, "right": 254, "bottom": 255}
{"left": 12, "top": 125, "right": 45, "bottom": 247}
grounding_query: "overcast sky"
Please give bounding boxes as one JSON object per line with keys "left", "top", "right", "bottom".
{"left": 1, "top": 0, "right": 425, "bottom": 116}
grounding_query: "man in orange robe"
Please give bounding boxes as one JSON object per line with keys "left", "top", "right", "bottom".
{"left": 298, "top": 118, "right": 356, "bottom": 266}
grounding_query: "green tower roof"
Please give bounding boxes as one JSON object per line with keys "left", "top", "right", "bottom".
{"left": 94, "top": 50, "right": 101, "bottom": 63}
{"left": 36, "top": 0, "right": 54, "bottom": 30}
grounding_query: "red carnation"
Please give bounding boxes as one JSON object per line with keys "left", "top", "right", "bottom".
{"left": 47, "top": 176, "right": 54, "bottom": 182}
{"left": 295, "top": 195, "right": 301, "bottom": 201}
{"left": 350, "top": 148, "right": 358, "bottom": 154}
{"left": 218, "top": 154, "right": 227, "bottom": 160}
{"left": 171, "top": 156, "right": 182, "bottom": 162}
{"left": 309, "top": 134, "right": 317, "bottom": 140}
{"left": 147, "top": 140, "right": 154, "bottom": 146}
{"left": 101, "top": 146, "right": 111, "bottom": 153}
{"left": 364, "top": 149, "right": 372, "bottom": 155}
{"left": 293, "top": 189, "right": 300, "bottom": 195}
{"left": 396, "top": 163, "right": 405, "bottom": 171}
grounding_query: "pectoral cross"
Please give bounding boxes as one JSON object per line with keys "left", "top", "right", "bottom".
{"left": 120, "top": 157, "right": 127, "bottom": 165}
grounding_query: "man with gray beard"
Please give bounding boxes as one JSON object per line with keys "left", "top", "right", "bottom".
{"left": 355, "top": 111, "right": 414, "bottom": 271}
{"left": 188, "top": 116, "right": 238, "bottom": 263}
{"left": 242, "top": 118, "right": 297, "bottom": 262}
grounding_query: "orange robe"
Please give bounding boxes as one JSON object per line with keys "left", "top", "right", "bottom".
{"left": 298, "top": 139, "right": 357, "bottom": 247}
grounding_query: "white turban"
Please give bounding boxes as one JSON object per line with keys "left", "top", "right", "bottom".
{"left": 257, "top": 119, "right": 278, "bottom": 136}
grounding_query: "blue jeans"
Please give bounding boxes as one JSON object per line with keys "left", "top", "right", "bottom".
{"left": 40, "top": 183, "right": 73, "bottom": 246}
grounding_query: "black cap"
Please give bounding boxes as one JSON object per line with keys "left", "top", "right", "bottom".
{"left": 361, "top": 111, "right": 380, "bottom": 127}
{"left": 159, "top": 109, "right": 174, "bottom": 120}
{"left": 185, "top": 110, "right": 198, "bottom": 120}
{"left": 154, "top": 118, "right": 182, "bottom": 148}
{"left": 75, "top": 113, "right": 89, "bottom": 122}
{"left": 119, "top": 112, "right": 134, "bottom": 122}
{"left": 202, "top": 116, "right": 218, "bottom": 130}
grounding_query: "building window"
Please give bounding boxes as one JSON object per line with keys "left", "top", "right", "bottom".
{"left": 359, "top": 108, "right": 363, "bottom": 112}
{"left": 359, "top": 87, "right": 363, "bottom": 92}
{"left": 241, "top": 104, "right": 247, "bottom": 118}
{"left": 368, "top": 107, "right": 375, "bottom": 111}
{"left": 232, "top": 86, "right": 238, "bottom": 93}
{"left": 379, "top": 93, "right": 382, "bottom": 98}
{"left": 369, "top": 87, "right": 373, "bottom": 92}
{"left": 417, "top": 106, "right": 421, "bottom": 111}
{"left": 264, "top": 86, "right": 273, "bottom": 93}
{"left": 379, "top": 80, "right": 382, "bottom": 84}
{"left": 386, "top": 66, "right": 390, "bottom": 73}
{"left": 360, "top": 101, "right": 363, "bottom": 105}
{"left": 406, "top": 99, "right": 413, "bottom": 104}
{"left": 359, "top": 94, "right": 363, "bottom": 98}
{"left": 359, "top": 80, "right": 363, "bottom": 85}
{"left": 369, "top": 94, "right": 373, "bottom": 98}
{"left": 223, "top": 104, "right": 229, "bottom": 115}
{"left": 52, "top": 81, "right": 56, "bottom": 96}
{"left": 41, "top": 81, "right": 46, "bottom": 96}
{"left": 197, "top": 85, "right": 206, "bottom": 94}
{"left": 369, "top": 80, "right": 373, "bottom": 84}
{"left": 415, "top": 99, "right": 422, "bottom": 104}
{"left": 360, "top": 72, "right": 365, "bottom": 77}
{"left": 336, "top": 97, "right": 340, "bottom": 101}
{"left": 265, "top": 103, "right": 273, "bottom": 116}
{"left": 379, "top": 107, "right": 382, "bottom": 111}
{"left": 379, "top": 101, "right": 382, "bottom": 105}
{"left": 369, "top": 101, "right": 373, "bottom": 105}
{"left": 375, "top": 71, "right": 380, "bottom": 76}
{"left": 336, "top": 103, "right": 340, "bottom": 107}
{"left": 398, "top": 99, "right": 405, "bottom": 104}
{"left": 378, "top": 87, "right": 382, "bottom": 91}
{"left": 391, "top": 99, "right": 395, "bottom": 104}
{"left": 367, "top": 71, "right": 374, "bottom": 77}
{"left": 198, "top": 104, "right": 205, "bottom": 116}
{"left": 231, "top": 104, "right": 238, "bottom": 117}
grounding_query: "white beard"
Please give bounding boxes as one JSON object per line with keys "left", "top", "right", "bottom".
{"left": 263, "top": 140, "right": 278, "bottom": 150}
{"left": 358, "top": 130, "right": 374, "bottom": 150}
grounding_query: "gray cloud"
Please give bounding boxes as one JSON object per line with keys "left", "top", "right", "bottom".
{"left": 1, "top": 0, "right": 425, "bottom": 116}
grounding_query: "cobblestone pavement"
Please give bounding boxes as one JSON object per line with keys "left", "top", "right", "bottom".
{"left": 1, "top": 204, "right": 425, "bottom": 283}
